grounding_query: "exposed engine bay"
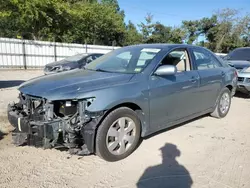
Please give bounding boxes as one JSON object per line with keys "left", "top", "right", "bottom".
{"left": 7, "top": 93, "right": 104, "bottom": 155}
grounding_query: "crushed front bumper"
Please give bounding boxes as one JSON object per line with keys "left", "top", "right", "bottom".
{"left": 8, "top": 104, "right": 61, "bottom": 148}
{"left": 7, "top": 102, "right": 102, "bottom": 154}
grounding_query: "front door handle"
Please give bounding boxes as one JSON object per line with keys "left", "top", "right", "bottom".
{"left": 189, "top": 77, "right": 198, "bottom": 83}
{"left": 221, "top": 72, "right": 225, "bottom": 77}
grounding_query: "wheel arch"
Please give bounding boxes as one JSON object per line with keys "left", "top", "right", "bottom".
{"left": 92, "top": 102, "right": 147, "bottom": 150}
{"left": 99, "top": 102, "right": 145, "bottom": 131}
{"left": 226, "top": 84, "right": 233, "bottom": 92}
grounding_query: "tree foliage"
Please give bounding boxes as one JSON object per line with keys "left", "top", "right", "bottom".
{"left": 0, "top": 1, "right": 249, "bottom": 53}
{"left": 0, "top": 0, "right": 71, "bottom": 40}
{"left": 123, "top": 21, "right": 142, "bottom": 46}
{"left": 0, "top": 0, "right": 125, "bottom": 45}
{"left": 64, "top": 2, "right": 125, "bottom": 45}
{"left": 137, "top": 14, "right": 185, "bottom": 44}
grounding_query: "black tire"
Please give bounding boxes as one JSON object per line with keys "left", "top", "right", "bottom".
{"left": 95, "top": 107, "right": 141, "bottom": 162}
{"left": 210, "top": 87, "right": 231, "bottom": 118}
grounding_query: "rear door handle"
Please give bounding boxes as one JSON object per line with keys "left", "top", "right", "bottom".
{"left": 221, "top": 72, "right": 225, "bottom": 77}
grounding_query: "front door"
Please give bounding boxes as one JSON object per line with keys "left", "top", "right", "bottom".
{"left": 149, "top": 48, "right": 201, "bottom": 132}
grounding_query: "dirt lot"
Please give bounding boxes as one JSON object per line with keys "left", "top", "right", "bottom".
{"left": 0, "top": 70, "right": 250, "bottom": 188}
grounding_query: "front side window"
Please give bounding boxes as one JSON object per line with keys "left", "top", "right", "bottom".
{"left": 160, "top": 49, "right": 191, "bottom": 72}
{"left": 85, "top": 47, "right": 162, "bottom": 73}
{"left": 193, "top": 48, "right": 222, "bottom": 70}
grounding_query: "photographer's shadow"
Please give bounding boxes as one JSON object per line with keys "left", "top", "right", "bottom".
{"left": 137, "top": 143, "right": 193, "bottom": 188}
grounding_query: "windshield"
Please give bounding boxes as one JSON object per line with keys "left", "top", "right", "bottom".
{"left": 85, "top": 46, "right": 162, "bottom": 73}
{"left": 65, "top": 53, "right": 87, "bottom": 61}
{"left": 227, "top": 48, "right": 250, "bottom": 61}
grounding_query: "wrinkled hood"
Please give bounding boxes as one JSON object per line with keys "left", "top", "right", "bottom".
{"left": 19, "top": 69, "right": 134, "bottom": 100}
{"left": 228, "top": 60, "right": 250, "bottom": 70}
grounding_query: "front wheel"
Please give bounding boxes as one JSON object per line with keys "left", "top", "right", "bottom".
{"left": 211, "top": 87, "right": 231, "bottom": 118}
{"left": 95, "top": 107, "right": 141, "bottom": 162}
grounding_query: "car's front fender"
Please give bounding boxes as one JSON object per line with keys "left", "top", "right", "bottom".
{"left": 78, "top": 80, "right": 151, "bottom": 136}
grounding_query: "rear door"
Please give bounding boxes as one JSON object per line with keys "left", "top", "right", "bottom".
{"left": 191, "top": 47, "right": 224, "bottom": 111}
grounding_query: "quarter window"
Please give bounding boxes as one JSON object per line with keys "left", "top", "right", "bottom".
{"left": 193, "top": 48, "right": 222, "bottom": 70}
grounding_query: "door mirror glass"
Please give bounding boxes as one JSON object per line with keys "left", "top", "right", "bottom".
{"left": 155, "top": 65, "right": 177, "bottom": 76}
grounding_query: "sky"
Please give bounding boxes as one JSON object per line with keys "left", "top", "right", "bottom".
{"left": 118, "top": 0, "right": 250, "bottom": 27}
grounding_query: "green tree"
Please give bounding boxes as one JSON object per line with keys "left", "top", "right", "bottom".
{"left": 182, "top": 20, "right": 200, "bottom": 44}
{"left": 169, "top": 27, "right": 186, "bottom": 43}
{"left": 123, "top": 21, "right": 142, "bottom": 45}
{"left": 100, "top": 0, "right": 125, "bottom": 18}
{"left": 0, "top": 0, "right": 70, "bottom": 41}
{"left": 0, "top": 0, "right": 126, "bottom": 45}
{"left": 64, "top": 2, "right": 126, "bottom": 45}
{"left": 149, "top": 22, "right": 172, "bottom": 43}
{"left": 196, "top": 9, "right": 249, "bottom": 52}
{"left": 138, "top": 13, "right": 154, "bottom": 43}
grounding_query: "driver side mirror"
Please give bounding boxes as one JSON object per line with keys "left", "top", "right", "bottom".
{"left": 154, "top": 65, "right": 177, "bottom": 76}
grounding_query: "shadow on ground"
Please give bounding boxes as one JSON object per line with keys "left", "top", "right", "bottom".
{"left": 137, "top": 143, "right": 193, "bottom": 188}
{"left": 0, "top": 80, "right": 25, "bottom": 89}
{"left": 145, "top": 115, "right": 206, "bottom": 140}
{"left": 0, "top": 130, "right": 6, "bottom": 141}
{"left": 234, "top": 92, "right": 250, "bottom": 99}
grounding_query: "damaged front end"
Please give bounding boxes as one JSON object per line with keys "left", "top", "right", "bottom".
{"left": 7, "top": 93, "right": 104, "bottom": 155}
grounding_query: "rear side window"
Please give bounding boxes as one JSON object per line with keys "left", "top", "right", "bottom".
{"left": 192, "top": 48, "right": 222, "bottom": 70}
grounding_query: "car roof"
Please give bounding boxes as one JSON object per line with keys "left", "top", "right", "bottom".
{"left": 87, "top": 53, "right": 105, "bottom": 55}
{"left": 127, "top": 43, "right": 201, "bottom": 49}
{"left": 74, "top": 53, "right": 104, "bottom": 56}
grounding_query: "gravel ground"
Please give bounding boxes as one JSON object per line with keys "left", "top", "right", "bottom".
{"left": 0, "top": 70, "right": 250, "bottom": 188}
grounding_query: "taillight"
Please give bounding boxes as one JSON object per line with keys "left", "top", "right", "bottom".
{"left": 234, "top": 70, "right": 238, "bottom": 77}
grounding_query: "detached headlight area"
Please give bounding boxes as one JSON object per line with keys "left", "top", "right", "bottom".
{"left": 7, "top": 94, "right": 102, "bottom": 155}
{"left": 47, "top": 65, "right": 71, "bottom": 73}
{"left": 59, "top": 65, "right": 71, "bottom": 71}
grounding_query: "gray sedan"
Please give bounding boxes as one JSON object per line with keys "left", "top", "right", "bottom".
{"left": 223, "top": 47, "right": 250, "bottom": 94}
{"left": 237, "top": 67, "right": 250, "bottom": 94}
{"left": 44, "top": 53, "right": 104, "bottom": 74}
{"left": 8, "top": 44, "right": 237, "bottom": 161}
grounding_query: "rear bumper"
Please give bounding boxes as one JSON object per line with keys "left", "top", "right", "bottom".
{"left": 237, "top": 84, "right": 250, "bottom": 94}
{"left": 236, "top": 82, "right": 250, "bottom": 94}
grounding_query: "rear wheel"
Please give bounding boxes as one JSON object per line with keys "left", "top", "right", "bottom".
{"left": 211, "top": 87, "right": 231, "bottom": 118}
{"left": 95, "top": 107, "right": 141, "bottom": 162}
